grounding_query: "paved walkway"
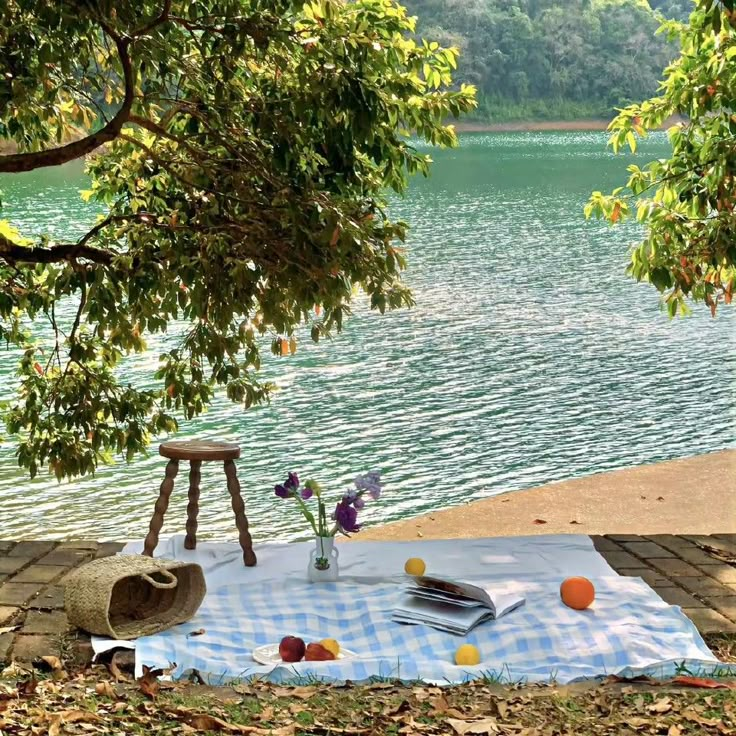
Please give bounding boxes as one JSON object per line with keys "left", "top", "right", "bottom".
{"left": 359, "top": 450, "right": 736, "bottom": 539}
{"left": 0, "top": 534, "right": 734, "bottom": 665}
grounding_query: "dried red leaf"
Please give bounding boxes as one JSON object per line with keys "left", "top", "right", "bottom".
{"left": 137, "top": 666, "right": 163, "bottom": 700}
{"left": 672, "top": 676, "right": 735, "bottom": 690}
{"left": 533, "top": 519, "right": 547, "bottom": 525}
{"left": 17, "top": 677, "right": 37, "bottom": 696}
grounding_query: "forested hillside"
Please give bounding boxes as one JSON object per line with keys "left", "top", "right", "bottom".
{"left": 405, "top": 0, "right": 694, "bottom": 121}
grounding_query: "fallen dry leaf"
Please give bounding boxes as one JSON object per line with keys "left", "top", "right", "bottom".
{"left": 184, "top": 712, "right": 251, "bottom": 733}
{"left": 17, "top": 676, "right": 37, "bottom": 696}
{"left": 492, "top": 700, "right": 509, "bottom": 718}
{"left": 429, "top": 694, "right": 450, "bottom": 714}
{"left": 187, "top": 628, "right": 206, "bottom": 638}
{"left": 271, "top": 686, "right": 316, "bottom": 699}
{"left": 532, "top": 519, "right": 547, "bottom": 525}
{"left": 649, "top": 697, "right": 672, "bottom": 714}
{"left": 41, "top": 655, "right": 63, "bottom": 671}
{"left": 569, "top": 520, "right": 580, "bottom": 525}
{"left": 95, "top": 681, "right": 116, "bottom": 698}
{"left": 447, "top": 717, "right": 500, "bottom": 734}
{"left": 137, "top": 666, "right": 162, "bottom": 700}
{"left": 657, "top": 496, "right": 665, "bottom": 501}
{"left": 672, "top": 676, "right": 735, "bottom": 690}
{"left": 0, "top": 626, "right": 18, "bottom": 636}
{"left": 668, "top": 725, "right": 682, "bottom": 736}
{"left": 47, "top": 709, "right": 101, "bottom": 736}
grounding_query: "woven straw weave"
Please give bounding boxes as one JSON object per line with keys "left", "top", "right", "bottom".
{"left": 64, "top": 555, "right": 206, "bottom": 639}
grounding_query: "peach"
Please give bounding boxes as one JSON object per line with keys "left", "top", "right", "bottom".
{"left": 304, "top": 642, "right": 335, "bottom": 661}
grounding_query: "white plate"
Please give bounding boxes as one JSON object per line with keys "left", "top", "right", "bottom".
{"left": 252, "top": 643, "right": 357, "bottom": 665}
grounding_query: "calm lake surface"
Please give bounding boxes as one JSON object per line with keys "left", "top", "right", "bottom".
{"left": 1, "top": 132, "right": 734, "bottom": 542}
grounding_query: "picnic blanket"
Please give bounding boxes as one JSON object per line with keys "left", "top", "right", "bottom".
{"left": 94, "top": 535, "right": 730, "bottom": 685}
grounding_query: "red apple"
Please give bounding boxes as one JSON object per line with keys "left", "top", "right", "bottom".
{"left": 278, "top": 636, "right": 305, "bottom": 663}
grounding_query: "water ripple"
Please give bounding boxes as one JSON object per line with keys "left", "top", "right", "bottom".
{"left": 0, "top": 132, "right": 734, "bottom": 542}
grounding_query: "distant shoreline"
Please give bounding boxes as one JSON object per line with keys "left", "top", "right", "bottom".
{"left": 454, "top": 114, "right": 685, "bottom": 133}
{"left": 454, "top": 119, "right": 612, "bottom": 133}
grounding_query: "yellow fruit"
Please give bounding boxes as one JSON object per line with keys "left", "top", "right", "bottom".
{"left": 404, "top": 557, "right": 426, "bottom": 576}
{"left": 454, "top": 644, "right": 481, "bottom": 666}
{"left": 319, "top": 638, "right": 340, "bottom": 657}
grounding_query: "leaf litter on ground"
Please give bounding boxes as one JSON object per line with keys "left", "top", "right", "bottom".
{"left": 0, "top": 666, "right": 733, "bottom": 735}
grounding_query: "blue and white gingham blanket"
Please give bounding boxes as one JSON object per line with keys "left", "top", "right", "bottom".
{"left": 135, "top": 572, "right": 728, "bottom": 685}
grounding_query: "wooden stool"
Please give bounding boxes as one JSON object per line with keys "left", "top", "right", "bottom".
{"left": 143, "top": 440, "right": 257, "bottom": 566}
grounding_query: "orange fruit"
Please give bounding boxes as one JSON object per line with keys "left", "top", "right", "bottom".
{"left": 560, "top": 577, "right": 595, "bottom": 610}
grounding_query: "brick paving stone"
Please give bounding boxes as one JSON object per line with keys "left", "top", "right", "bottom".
{"left": 0, "top": 606, "right": 20, "bottom": 625}
{"left": 652, "top": 586, "right": 706, "bottom": 608}
{"left": 648, "top": 558, "right": 703, "bottom": 577}
{"left": 698, "top": 564, "right": 736, "bottom": 585}
{"left": 681, "top": 607, "right": 736, "bottom": 634}
{"left": 681, "top": 535, "right": 736, "bottom": 554}
{"left": 643, "top": 535, "right": 698, "bottom": 552}
{"left": 11, "top": 634, "right": 58, "bottom": 662}
{"left": 619, "top": 541, "right": 676, "bottom": 559}
{"left": 22, "top": 610, "right": 70, "bottom": 635}
{"left": 606, "top": 535, "right": 644, "bottom": 543}
{"left": 0, "top": 584, "right": 42, "bottom": 607}
{"left": 600, "top": 550, "right": 642, "bottom": 569}
{"left": 0, "top": 542, "right": 15, "bottom": 553}
{"left": 591, "top": 536, "right": 623, "bottom": 552}
{"left": 36, "top": 549, "right": 93, "bottom": 567}
{"left": 713, "top": 534, "right": 736, "bottom": 546}
{"left": 0, "top": 557, "right": 33, "bottom": 575}
{"left": 0, "top": 633, "right": 13, "bottom": 663}
{"left": 678, "top": 576, "right": 735, "bottom": 598}
{"left": 616, "top": 568, "right": 674, "bottom": 588}
{"left": 672, "top": 546, "right": 724, "bottom": 567}
{"left": 704, "top": 596, "right": 736, "bottom": 623}
{"left": 11, "top": 565, "right": 66, "bottom": 585}
{"left": 96, "top": 542, "right": 125, "bottom": 559}
{"left": 32, "top": 586, "right": 65, "bottom": 610}
{"left": 7, "top": 542, "right": 55, "bottom": 558}
{"left": 56, "top": 541, "right": 99, "bottom": 551}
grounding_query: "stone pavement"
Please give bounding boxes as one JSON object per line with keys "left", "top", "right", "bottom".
{"left": 0, "top": 535, "right": 734, "bottom": 665}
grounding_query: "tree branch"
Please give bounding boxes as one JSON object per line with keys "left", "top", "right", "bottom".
{"left": 0, "top": 31, "right": 134, "bottom": 174}
{"left": 132, "top": 0, "right": 172, "bottom": 38}
{"left": 0, "top": 233, "right": 114, "bottom": 265}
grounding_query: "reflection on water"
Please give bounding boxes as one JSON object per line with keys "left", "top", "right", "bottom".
{"left": 0, "top": 133, "right": 734, "bottom": 541}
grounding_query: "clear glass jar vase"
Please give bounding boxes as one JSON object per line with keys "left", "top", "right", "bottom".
{"left": 308, "top": 535, "right": 339, "bottom": 583}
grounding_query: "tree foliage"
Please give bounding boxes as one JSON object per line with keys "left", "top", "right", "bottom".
{"left": 404, "top": 0, "right": 689, "bottom": 120}
{"left": 586, "top": 0, "right": 736, "bottom": 316}
{"left": 0, "top": 0, "right": 475, "bottom": 479}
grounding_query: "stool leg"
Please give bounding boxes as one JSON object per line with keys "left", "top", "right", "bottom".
{"left": 184, "top": 459, "right": 202, "bottom": 550}
{"left": 143, "top": 459, "right": 179, "bottom": 557}
{"left": 224, "top": 459, "right": 257, "bottom": 566}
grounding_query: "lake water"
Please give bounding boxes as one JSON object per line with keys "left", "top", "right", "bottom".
{"left": 0, "top": 132, "right": 734, "bottom": 542}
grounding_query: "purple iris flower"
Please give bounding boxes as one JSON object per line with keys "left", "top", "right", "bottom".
{"left": 355, "top": 471, "right": 382, "bottom": 500}
{"left": 284, "top": 472, "right": 299, "bottom": 490}
{"left": 353, "top": 496, "right": 365, "bottom": 510}
{"left": 301, "top": 486, "right": 314, "bottom": 500}
{"left": 334, "top": 501, "right": 360, "bottom": 533}
{"left": 274, "top": 484, "right": 290, "bottom": 498}
{"left": 342, "top": 489, "right": 359, "bottom": 504}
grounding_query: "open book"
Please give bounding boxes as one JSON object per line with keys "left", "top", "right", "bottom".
{"left": 392, "top": 576, "right": 525, "bottom": 635}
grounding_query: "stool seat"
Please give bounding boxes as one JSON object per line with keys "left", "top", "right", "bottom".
{"left": 159, "top": 440, "right": 240, "bottom": 462}
{"left": 143, "top": 439, "right": 256, "bottom": 566}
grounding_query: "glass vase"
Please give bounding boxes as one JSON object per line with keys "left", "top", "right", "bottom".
{"left": 308, "top": 535, "right": 339, "bottom": 583}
